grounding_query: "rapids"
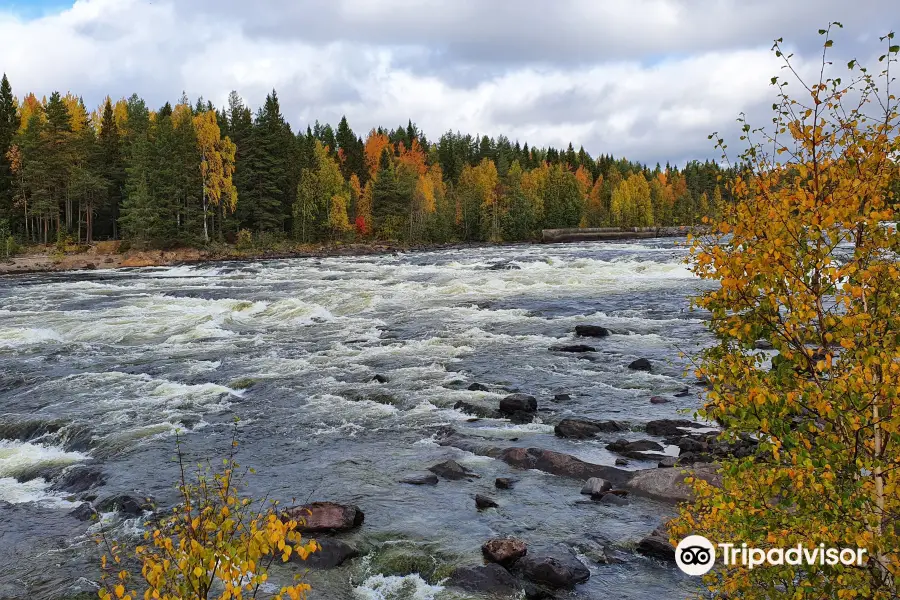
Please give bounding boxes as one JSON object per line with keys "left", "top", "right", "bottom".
{"left": 0, "top": 239, "right": 714, "bottom": 599}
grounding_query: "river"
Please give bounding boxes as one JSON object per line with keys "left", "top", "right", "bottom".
{"left": 0, "top": 239, "right": 714, "bottom": 599}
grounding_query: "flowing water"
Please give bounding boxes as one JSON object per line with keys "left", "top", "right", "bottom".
{"left": 0, "top": 239, "right": 715, "bottom": 599}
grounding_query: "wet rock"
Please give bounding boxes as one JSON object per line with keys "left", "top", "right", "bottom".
{"left": 429, "top": 459, "right": 477, "bottom": 481}
{"left": 657, "top": 457, "right": 677, "bottom": 468}
{"left": 95, "top": 493, "right": 153, "bottom": 516}
{"left": 644, "top": 419, "right": 706, "bottom": 436}
{"left": 553, "top": 393, "right": 571, "bottom": 402}
{"left": 580, "top": 477, "right": 612, "bottom": 496}
{"left": 674, "top": 387, "right": 691, "bottom": 397}
{"left": 627, "top": 358, "right": 652, "bottom": 371}
{"left": 515, "top": 546, "right": 590, "bottom": 589}
{"left": 482, "top": 538, "right": 527, "bottom": 567}
{"left": 574, "top": 325, "right": 610, "bottom": 338}
{"left": 299, "top": 538, "right": 359, "bottom": 569}
{"left": 399, "top": 473, "right": 438, "bottom": 485}
{"left": 554, "top": 418, "right": 625, "bottom": 439}
{"left": 475, "top": 494, "right": 498, "bottom": 509}
{"left": 51, "top": 465, "right": 105, "bottom": 494}
{"left": 60, "top": 424, "right": 94, "bottom": 452}
{"left": 615, "top": 458, "right": 629, "bottom": 466}
{"left": 448, "top": 563, "right": 522, "bottom": 595}
{"left": 467, "top": 382, "right": 490, "bottom": 392}
{"left": 500, "top": 447, "right": 630, "bottom": 485}
{"left": 650, "top": 396, "right": 669, "bottom": 404}
{"left": 677, "top": 437, "right": 709, "bottom": 453}
{"left": 487, "top": 261, "right": 521, "bottom": 271}
{"left": 606, "top": 439, "right": 664, "bottom": 453}
{"left": 549, "top": 344, "right": 597, "bottom": 353}
{"left": 371, "top": 374, "right": 389, "bottom": 383}
{"left": 69, "top": 502, "right": 98, "bottom": 522}
{"left": 283, "top": 502, "right": 364, "bottom": 533}
{"left": 626, "top": 463, "right": 721, "bottom": 503}
{"left": 499, "top": 394, "right": 537, "bottom": 415}
{"left": 495, "top": 477, "right": 516, "bottom": 489}
{"left": 754, "top": 339, "right": 775, "bottom": 350}
{"left": 508, "top": 411, "right": 535, "bottom": 425}
{"left": 597, "top": 492, "right": 629, "bottom": 506}
{"left": 453, "top": 400, "right": 500, "bottom": 419}
{"left": 636, "top": 526, "right": 675, "bottom": 561}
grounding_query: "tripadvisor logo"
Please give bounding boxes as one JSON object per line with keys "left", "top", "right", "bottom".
{"left": 675, "top": 535, "right": 868, "bottom": 576}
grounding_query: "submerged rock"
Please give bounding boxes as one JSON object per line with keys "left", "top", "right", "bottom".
{"left": 95, "top": 493, "right": 153, "bottom": 516}
{"left": 467, "top": 382, "right": 490, "bottom": 392}
{"left": 627, "top": 358, "right": 652, "bottom": 371}
{"left": 448, "top": 563, "right": 522, "bottom": 595}
{"left": 453, "top": 400, "right": 500, "bottom": 419}
{"left": 283, "top": 502, "right": 364, "bottom": 533}
{"left": 574, "top": 325, "right": 610, "bottom": 338}
{"left": 475, "top": 494, "right": 499, "bottom": 509}
{"left": 555, "top": 418, "right": 625, "bottom": 439}
{"left": 399, "top": 473, "right": 439, "bottom": 485}
{"left": 549, "top": 344, "right": 597, "bottom": 353}
{"left": 429, "top": 459, "right": 477, "bottom": 481}
{"left": 51, "top": 465, "right": 105, "bottom": 494}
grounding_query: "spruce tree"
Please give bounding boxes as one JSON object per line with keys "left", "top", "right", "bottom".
{"left": 98, "top": 99, "right": 125, "bottom": 239}
{"left": 0, "top": 74, "right": 19, "bottom": 227}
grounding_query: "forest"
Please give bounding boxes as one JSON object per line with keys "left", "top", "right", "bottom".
{"left": 0, "top": 72, "right": 734, "bottom": 251}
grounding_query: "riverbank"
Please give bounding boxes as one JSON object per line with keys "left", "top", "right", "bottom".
{"left": 0, "top": 240, "right": 521, "bottom": 276}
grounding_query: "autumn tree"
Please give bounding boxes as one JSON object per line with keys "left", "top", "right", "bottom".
{"left": 293, "top": 139, "right": 344, "bottom": 243}
{"left": 194, "top": 110, "right": 237, "bottom": 243}
{"left": 671, "top": 26, "right": 900, "bottom": 598}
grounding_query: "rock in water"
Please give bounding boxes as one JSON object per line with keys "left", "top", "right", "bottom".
{"left": 574, "top": 325, "right": 610, "bottom": 338}
{"left": 448, "top": 564, "right": 522, "bottom": 595}
{"left": 95, "top": 493, "right": 153, "bottom": 516}
{"left": 580, "top": 477, "right": 612, "bottom": 496}
{"left": 399, "top": 473, "right": 439, "bottom": 485}
{"left": 627, "top": 358, "right": 652, "bottom": 371}
{"left": 606, "top": 439, "right": 664, "bottom": 453}
{"left": 429, "top": 459, "right": 477, "bottom": 480}
{"left": 644, "top": 419, "right": 706, "bottom": 436}
{"left": 371, "top": 374, "right": 389, "bottom": 383}
{"left": 475, "top": 494, "right": 499, "bottom": 509}
{"left": 467, "top": 382, "right": 490, "bottom": 392}
{"left": 299, "top": 538, "right": 360, "bottom": 569}
{"left": 495, "top": 477, "right": 516, "bottom": 489}
{"left": 626, "top": 463, "right": 721, "bottom": 503}
{"left": 555, "top": 418, "right": 624, "bottom": 439}
{"left": 549, "top": 344, "right": 597, "bottom": 353}
{"left": 516, "top": 547, "right": 590, "bottom": 589}
{"left": 649, "top": 396, "right": 669, "bottom": 404}
{"left": 553, "top": 393, "right": 572, "bottom": 402}
{"left": 482, "top": 538, "right": 527, "bottom": 567}
{"left": 69, "top": 502, "right": 98, "bottom": 522}
{"left": 51, "top": 465, "right": 105, "bottom": 493}
{"left": 283, "top": 502, "right": 364, "bottom": 533}
{"left": 499, "top": 394, "right": 537, "bottom": 415}
{"left": 636, "top": 526, "right": 675, "bottom": 561}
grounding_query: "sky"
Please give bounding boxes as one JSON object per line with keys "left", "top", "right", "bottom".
{"left": 0, "top": 0, "right": 897, "bottom": 166}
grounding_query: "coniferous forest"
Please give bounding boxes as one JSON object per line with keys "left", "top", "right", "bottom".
{"left": 0, "top": 73, "right": 735, "bottom": 250}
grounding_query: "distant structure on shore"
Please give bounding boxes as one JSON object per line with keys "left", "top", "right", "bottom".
{"left": 541, "top": 226, "right": 695, "bottom": 243}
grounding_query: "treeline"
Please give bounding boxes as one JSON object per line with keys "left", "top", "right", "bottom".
{"left": 0, "top": 73, "right": 735, "bottom": 249}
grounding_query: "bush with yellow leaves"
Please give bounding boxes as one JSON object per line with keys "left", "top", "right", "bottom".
{"left": 97, "top": 428, "right": 317, "bottom": 600}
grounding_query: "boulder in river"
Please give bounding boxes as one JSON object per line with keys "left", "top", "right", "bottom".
{"left": 625, "top": 463, "right": 721, "bottom": 503}
{"left": 650, "top": 396, "right": 669, "bottom": 404}
{"left": 606, "top": 439, "right": 664, "bottom": 453}
{"left": 574, "top": 325, "right": 610, "bottom": 338}
{"left": 554, "top": 418, "right": 625, "bottom": 439}
{"left": 674, "top": 387, "right": 691, "bottom": 397}
{"left": 580, "top": 477, "right": 612, "bottom": 496}
{"left": 399, "top": 473, "right": 439, "bottom": 485}
{"left": 615, "top": 458, "right": 629, "bottom": 466}
{"left": 495, "top": 477, "right": 516, "bottom": 489}
{"left": 754, "top": 339, "right": 775, "bottom": 350}
{"left": 475, "top": 494, "right": 498, "bottom": 509}
{"left": 448, "top": 563, "right": 522, "bottom": 595}
{"left": 553, "top": 393, "right": 571, "bottom": 402}
{"left": 70, "top": 502, "right": 98, "bottom": 522}
{"left": 515, "top": 546, "right": 590, "bottom": 589}
{"left": 283, "top": 502, "right": 364, "bottom": 533}
{"left": 453, "top": 400, "right": 500, "bottom": 419}
{"left": 636, "top": 526, "right": 675, "bottom": 561}
{"left": 299, "top": 538, "right": 360, "bottom": 569}
{"left": 467, "top": 382, "right": 490, "bottom": 392}
{"left": 371, "top": 374, "right": 389, "bottom": 384}
{"left": 500, "top": 447, "right": 630, "bottom": 485}
{"left": 429, "top": 459, "right": 477, "bottom": 481}
{"left": 499, "top": 394, "right": 537, "bottom": 415}
{"left": 644, "top": 419, "right": 706, "bottom": 436}
{"left": 549, "top": 344, "right": 597, "bottom": 353}
{"left": 482, "top": 538, "right": 527, "bottom": 567}
{"left": 96, "top": 493, "right": 154, "bottom": 516}
{"left": 627, "top": 358, "right": 652, "bottom": 371}
{"left": 51, "top": 465, "right": 105, "bottom": 494}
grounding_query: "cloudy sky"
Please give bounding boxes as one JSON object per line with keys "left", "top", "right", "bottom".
{"left": 0, "top": 0, "right": 896, "bottom": 165}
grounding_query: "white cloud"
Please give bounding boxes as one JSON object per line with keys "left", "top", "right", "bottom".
{"left": 0, "top": 0, "right": 895, "bottom": 165}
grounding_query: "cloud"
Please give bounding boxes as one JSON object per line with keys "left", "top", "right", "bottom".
{"left": 0, "top": 0, "right": 896, "bottom": 165}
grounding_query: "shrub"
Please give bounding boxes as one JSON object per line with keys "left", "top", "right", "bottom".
{"left": 97, "top": 429, "right": 317, "bottom": 600}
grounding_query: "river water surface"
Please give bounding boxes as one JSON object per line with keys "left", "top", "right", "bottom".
{"left": 0, "top": 240, "right": 713, "bottom": 599}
